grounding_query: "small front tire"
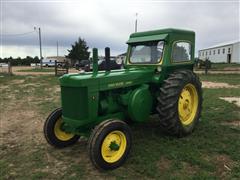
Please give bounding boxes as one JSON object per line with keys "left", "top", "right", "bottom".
{"left": 43, "top": 108, "right": 80, "bottom": 148}
{"left": 88, "top": 119, "right": 132, "bottom": 170}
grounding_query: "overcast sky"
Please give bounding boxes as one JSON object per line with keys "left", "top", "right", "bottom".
{"left": 0, "top": 0, "right": 239, "bottom": 58}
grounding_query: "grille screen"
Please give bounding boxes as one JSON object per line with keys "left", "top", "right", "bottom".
{"left": 61, "top": 86, "right": 88, "bottom": 120}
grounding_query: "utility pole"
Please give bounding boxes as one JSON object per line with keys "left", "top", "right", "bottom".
{"left": 38, "top": 27, "right": 43, "bottom": 69}
{"left": 135, "top": 13, "right": 138, "bottom": 33}
{"left": 57, "top": 41, "right": 59, "bottom": 57}
{"left": 35, "top": 27, "right": 43, "bottom": 69}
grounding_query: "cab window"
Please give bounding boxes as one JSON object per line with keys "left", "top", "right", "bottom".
{"left": 172, "top": 42, "right": 191, "bottom": 62}
{"left": 129, "top": 41, "right": 164, "bottom": 64}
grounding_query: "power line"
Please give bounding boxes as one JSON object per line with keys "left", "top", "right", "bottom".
{"left": 0, "top": 30, "right": 36, "bottom": 37}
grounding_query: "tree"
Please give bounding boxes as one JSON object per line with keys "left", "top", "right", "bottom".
{"left": 172, "top": 45, "right": 189, "bottom": 62}
{"left": 33, "top": 56, "right": 40, "bottom": 63}
{"left": 66, "top": 37, "right": 90, "bottom": 65}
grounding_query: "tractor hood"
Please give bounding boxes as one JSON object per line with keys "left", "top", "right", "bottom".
{"left": 59, "top": 68, "right": 155, "bottom": 90}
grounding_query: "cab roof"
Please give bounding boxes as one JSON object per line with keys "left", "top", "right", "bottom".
{"left": 130, "top": 28, "right": 195, "bottom": 38}
{"left": 127, "top": 28, "right": 195, "bottom": 44}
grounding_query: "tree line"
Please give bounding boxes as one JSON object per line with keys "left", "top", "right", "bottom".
{"left": 0, "top": 56, "right": 40, "bottom": 66}
{"left": 0, "top": 37, "right": 90, "bottom": 66}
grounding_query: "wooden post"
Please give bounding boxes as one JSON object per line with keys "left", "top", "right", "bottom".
{"left": 205, "top": 58, "right": 210, "bottom": 75}
{"left": 8, "top": 61, "right": 12, "bottom": 75}
{"left": 55, "top": 60, "right": 57, "bottom": 76}
{"left": 66, "top": 61, "right": 69, "bottom": 74}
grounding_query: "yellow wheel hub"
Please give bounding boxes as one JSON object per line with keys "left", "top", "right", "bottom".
{"left": 178, "top": 83, "right": 199, "bottom": 125}
{"left": 54, "top": 118, "right": 75, "bottom": 141}
{"left": 101, "top": 131, "right": 127, "bottom": 163}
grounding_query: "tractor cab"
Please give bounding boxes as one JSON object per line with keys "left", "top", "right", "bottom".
{"left": 125, "top": 28, "right": 195, "bottom": 70}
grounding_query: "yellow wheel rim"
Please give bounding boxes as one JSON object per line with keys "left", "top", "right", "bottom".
{"left": 54, "top": 118, "right": 75, "bottom": 141}
{"left": 101, "top": 130, "right": 127, "bottom": 163}
{"left": 178, "top": 83, "right": 199, "bottom": 125}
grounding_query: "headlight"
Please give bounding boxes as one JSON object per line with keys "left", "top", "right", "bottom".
{"left": 157, "top": 66, "right": 162, "bottom": 72}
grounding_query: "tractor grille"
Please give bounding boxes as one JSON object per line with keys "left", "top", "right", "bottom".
{"left": 61, "top": 86, "right": 88, "bottom": 121}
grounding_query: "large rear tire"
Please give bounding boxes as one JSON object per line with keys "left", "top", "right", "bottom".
{"left": 157, "top": 70, "right": 202, "bottom": 136}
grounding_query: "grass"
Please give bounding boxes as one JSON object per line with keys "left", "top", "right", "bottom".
{"left": 211, "top": 63, "right": 240, "bottom": 70}
{"left": 17, "top": 68, "right": 55, "bottom": 72}
{"left": 199, "top": 73, "right": 240, "bottom": 85}
{"left": 195, "top": 63, "right": 240, "bottom": 71}
{"left": 0, "top": 73, "right": 239, "bottom": 179}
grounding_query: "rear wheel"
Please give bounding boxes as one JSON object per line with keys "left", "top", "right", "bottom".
{"left": 157, "top": 70, "right": 202, "bottom": 136}
{"left": 88, "top": 119, "right": 132, "bottom": 170}
{"left": 43, "top": 108, "right": 80, "bottom": 148}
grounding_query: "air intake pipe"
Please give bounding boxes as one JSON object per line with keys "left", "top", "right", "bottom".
{"left": 105, "top": 47, "right": 110, "bottom": 72}
{"left": 92, "top": 48, "right": 98, "bottom": 75}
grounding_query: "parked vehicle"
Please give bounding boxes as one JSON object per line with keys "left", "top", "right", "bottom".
{"left": 75, "top": 60, "right": 90, "bottom": 70}
{"left": 42, "top": 58, "right": 56, "bottom": 67}
{"left": 0, "top": 63, "right": 8, "bottom": 67}
{"left": 98, "top": 59, "right": 122, "bottom": 71}
{"left": 195, "top": 58, "right": 212, "bottom": 69}
{"left": 84, "top": 59, "right": 121, "bottom": 71}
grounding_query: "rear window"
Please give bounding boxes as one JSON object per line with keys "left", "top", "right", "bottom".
{"left": 172, "top": 42, "right": 191, "bottom": 62}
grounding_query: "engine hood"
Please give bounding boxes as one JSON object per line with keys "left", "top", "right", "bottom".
{"left": 59, "top": 68, "right": 155, "bottom": 90}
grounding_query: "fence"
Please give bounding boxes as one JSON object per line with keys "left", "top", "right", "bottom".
{"left": 55, "top": 61, "right": 69, "bottom": 76}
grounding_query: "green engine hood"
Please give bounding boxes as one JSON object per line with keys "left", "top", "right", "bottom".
{"left": 59, "top": 68, "right": 155, "bottom": 90}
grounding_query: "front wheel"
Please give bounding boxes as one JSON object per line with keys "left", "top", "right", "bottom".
{"left": 43, "top": 108, "right": 80, "bottom": 148}
{"left": 88, "top": 119, "right": 132, "bottom": 170}
{"left": 157, "top": 70, "right": 202, "bottom": 136}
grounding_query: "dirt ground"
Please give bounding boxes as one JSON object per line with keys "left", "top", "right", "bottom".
{"left": 201, "top": 81, "right": 240, "bottom": 109}
{"left": 223, "top": 67, "right": 240, "bottom": 71}
{"left": 0, "top": 78, "right": 46, "bottom": 149}
{"left": 0, "top": 77, "right": 99, "bottom": 179}
{"left": 219, "top": 97, "right": 240, "bottom": 107}
{"left": 202, "top": 81, "right": 240, "bottom": 89}
{"left": 195, "top": 70, "right": 240, "bottom": 74}
{"left": 1, "top": 73, "right": 239, "bottom": 179}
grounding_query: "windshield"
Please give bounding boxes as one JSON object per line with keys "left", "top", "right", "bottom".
{"left": 129, "top": 41, "right": 164, "bottom": 64}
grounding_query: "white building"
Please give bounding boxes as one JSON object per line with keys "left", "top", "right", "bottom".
{"left": 116, "top": 53, "right": 126, "bottom": 65}
{"left": 198, "top": 40, "right": 240, "bottom": 63}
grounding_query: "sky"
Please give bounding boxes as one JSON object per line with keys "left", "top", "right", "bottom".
{"left": 0, "top": 0, "right": 239, "bottom": 58}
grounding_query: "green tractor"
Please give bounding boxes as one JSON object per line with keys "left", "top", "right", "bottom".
{"left": 44, "top": 28, "right": 202, "bottom": 170}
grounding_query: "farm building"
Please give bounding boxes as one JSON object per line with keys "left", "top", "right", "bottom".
{"left": 116, "top": 52, "right": 127, "bottom": 64}
{"left": 46, "top": 56, "right": 71, "bottom": 63}
{"left": 198, "top": 40, "right": 240, "bottom": 63}
{"left": 42, "top": 56, "right": 71, "bottom": 66}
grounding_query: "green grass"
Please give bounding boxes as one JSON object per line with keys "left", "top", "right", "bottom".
{"left": 211, "top": 63, "right": 240, "bottom": 70}
{"left": 195, "top": 63, "right": 240, "bottom": 71}
{"left": 199, "top": 73, "right": 240, "bottom": 85}
{"left": 0, "top": 73, "right": 239, "bottom": 179}
{"left": 17, "top": 68, "right": 55, "bottom": 72}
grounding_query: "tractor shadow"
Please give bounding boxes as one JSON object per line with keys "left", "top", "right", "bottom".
{"left": 130, "top": 114, "right": 167, "bottom": 137}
